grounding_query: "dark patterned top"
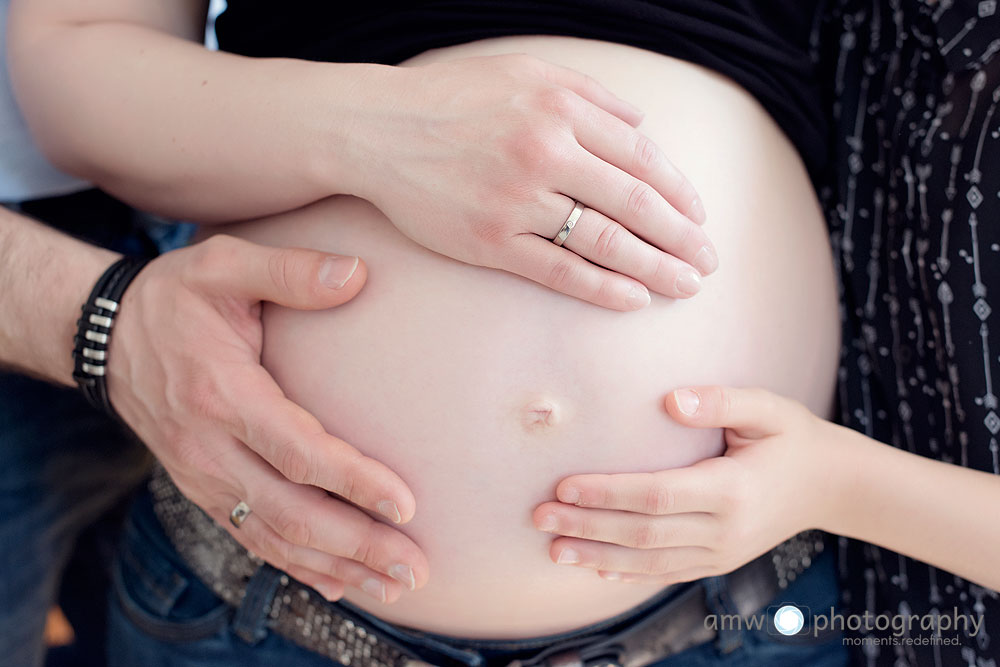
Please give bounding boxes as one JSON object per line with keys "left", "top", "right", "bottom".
{"left": 215, "top": 0, "right": 830, "bottom": 182}
{"left": 820, "top": 0, "right": 1000, "bottom": 665}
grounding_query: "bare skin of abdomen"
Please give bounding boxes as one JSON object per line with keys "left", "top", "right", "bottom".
{"left": 218, "top": 36, "right": 840, "bottom": 638}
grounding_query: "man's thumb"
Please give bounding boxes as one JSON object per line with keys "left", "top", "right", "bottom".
{"left": 196, "top": 235, "right": 367, "bottom": 309}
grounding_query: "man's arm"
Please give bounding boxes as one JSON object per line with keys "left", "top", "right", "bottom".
{"left": 0, "top": 208, "right": 429, "bottom": 603}
{"left": 0, "top": 207, "right": 117, "bottom": 383}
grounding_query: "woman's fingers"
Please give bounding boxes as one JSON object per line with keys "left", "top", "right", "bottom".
{"left": 534, "top": 504, "right": 717, "bottom": 549}
{"left": 551, "top": 467, "right": 724, "bottom": 515}
{"left": 665, "top": 386, "right": 800, "bottom": 440}
{"left": 597, "top": 567, "right": 717, "bottom": 586}
{"left": 557, "top": 153, "right": 716, "bottom": 279}
{"left": 538, "top": 59, "right": 646, "bottom": 127}
{"left": 572, "top": 107, "right": 706, "bottom": 224}
{"left": 553, "top": 203, "right": 706, "bottom": 298}
{"left": 547, "top": 538, "right": 714, "bottom": 577}
{"left": 507, "top": 233, "right": 652, "bottom": 311}
{"left": 227, "top": 365, "right": 416, "bottom": 525}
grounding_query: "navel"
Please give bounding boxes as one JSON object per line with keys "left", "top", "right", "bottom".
{"left": 521, "top": 397, "right": 561, "bottom": 432}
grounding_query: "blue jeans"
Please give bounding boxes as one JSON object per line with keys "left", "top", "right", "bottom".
{"left": 0, "top": 190, "right": 177, "bottom": 667}
{"left": 109, "top": 486, "right": 849, "bottom": 667}
{"left": 0, "top": 372, "right": 152, "bottom": 667}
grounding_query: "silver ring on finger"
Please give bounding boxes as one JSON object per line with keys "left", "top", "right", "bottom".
{"left": 230, "top": 500, "right": 252, "bottom": 528}
{"left": 552, "top": 200, "right": 586, "bottom": 247}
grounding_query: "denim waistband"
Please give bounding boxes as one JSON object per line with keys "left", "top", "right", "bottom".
{"left": 141, "top": 466, "right": 833, "bottom": 667}
{"left": 336, "top": 579, "right": 686, "bottom": 664}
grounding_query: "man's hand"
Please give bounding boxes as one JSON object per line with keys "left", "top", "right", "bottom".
{"left": 108, "top": 235, "right": 428, "bottom": 603}
{"left": 355, "top": 54, "right": 716, "bottom": 310}
{"left": 533, "top": 386, "right": 835, "bottom": 584}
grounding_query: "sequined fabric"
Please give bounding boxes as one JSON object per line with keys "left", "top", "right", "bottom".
{"left": 149, "top": 467, "right": 406, "bottom": 667}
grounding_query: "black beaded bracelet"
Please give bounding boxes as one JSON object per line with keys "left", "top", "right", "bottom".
{"left": 72, "top": 256, "right": 151, "bottom": 418}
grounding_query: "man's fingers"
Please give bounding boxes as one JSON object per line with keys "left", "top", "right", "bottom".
{"left": 176, "top": 447, "right": 426, "bottom": 599}
{"left": 230, "top": 369, "right": 416, "bottom": 524}
{"left": 229, "top": 514, "right": 404, "bottom": 604}
{"left": 207, "top": 501, "right": 347, "bottom": 601}
{"left": 236, "top": 465, "right": 428, "bottom": 591}
{"left": 665, "top": 386, "right": 793, "bottom": 440}
{"left": 539, "top": 61, "right": 645, "bottom": 127}
{"left": 190, "top": 234, "right": 367, "bottom": 309}
{"left": 208, "top": 498, "right": 401, "bottom": 604}
{"left": 551, "top": 469, "right": 723, "bottom": 515}
{"left": 282, "top": 565, "right": 346, "bottom": 603}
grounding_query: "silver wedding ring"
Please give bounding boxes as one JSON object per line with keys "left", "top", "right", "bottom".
{"left": 552, "top": 200, "right": 585, "bottom": 247}
{"left": 230, "top": 500, "right": 252, "bottom": 528}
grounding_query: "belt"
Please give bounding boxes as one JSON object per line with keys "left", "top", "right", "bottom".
{"left": 149, "top": 465, "right": 823, "bottom": 667}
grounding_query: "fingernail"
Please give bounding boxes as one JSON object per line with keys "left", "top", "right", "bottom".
{"left": 389, "top": 564, "right": 416, "bottom": 591}
{"left": 675, "top": 269, "right": 702, "bottom": 297}
{"left": 675, "top": 389, "right": 701, "bottom": 416}
{"left": 693, "top": 245, "right": 718, "bottom": 275}
{"left": 557, "top": 548, "right": 580, "bottom": 565}
{"left": 623, "top": 100, "right": 645, "bottom": 122}
{"left": 601, "top": 571, "right": 623, "bottom": 581}
{"left": 319, "top": 256, "right": 359, "bottom": 289}
{"left": 377, "top": 500, "right": 402, "bottom": 524}
{"left": 561, "top": 487, "right": 581, "bottom": 505}
{"left": 361, "top": 577, "right": 387, "bottom": 603}
{"left": 538, "top": 514, "right": 557, "bottom": 532}
{"left": 690, "top": 197, "right": 707, "bottom": 225}
{"left": 626, "top": 284, "right": 651, "bottom": 309}
{"left": 316, "top": 583, "right": 339, "bottom": 602}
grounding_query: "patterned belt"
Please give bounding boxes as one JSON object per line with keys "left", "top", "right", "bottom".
{"left": 149, "top": 466, "right": 823, "bottom": 667}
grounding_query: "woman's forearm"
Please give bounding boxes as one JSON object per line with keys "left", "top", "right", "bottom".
{"left": 8, "top": 4, "right": 714, "bottom": 309}
{"left": 821, "top": 423, "right": 1000, "bottom": 590}
{"left": 7, "top": 3, "right": 386, "bottom": 222}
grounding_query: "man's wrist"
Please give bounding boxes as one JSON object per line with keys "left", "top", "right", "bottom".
{"left": 0, "top": 210, "right": 122, "bottom": 386}
{"left": 71, "top": 256, "right": 151, "bottom": 414}
{"left": 51, "top": 247, "right": 123, "bottom": 386}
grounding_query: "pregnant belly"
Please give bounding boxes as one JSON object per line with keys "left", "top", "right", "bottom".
{"left": 218, "top": 36, "right": 840, "bottom": 637}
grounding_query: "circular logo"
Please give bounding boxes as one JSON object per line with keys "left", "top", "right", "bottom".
{"left": 774, "top": 604, "right": 805, "bottom": 636}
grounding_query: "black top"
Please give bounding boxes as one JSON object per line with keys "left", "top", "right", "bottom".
{"left": 819, "top": 0, "right": 1000, "bottom": 662}
{"left": 215, "top": 0, "right": 829, "bottom": 180}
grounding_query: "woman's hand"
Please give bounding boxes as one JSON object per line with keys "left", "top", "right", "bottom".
{"left": 533, "top": 386, "right": 838, "bottom": 584}
{"left": 10, "top": 0, "right": 713, "bottom": 310}
{"left": 108, "top": 235, "right": 429, "bottom": 604}
{"left": 350, "top": 54, "right": 716, "bottom": 310}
